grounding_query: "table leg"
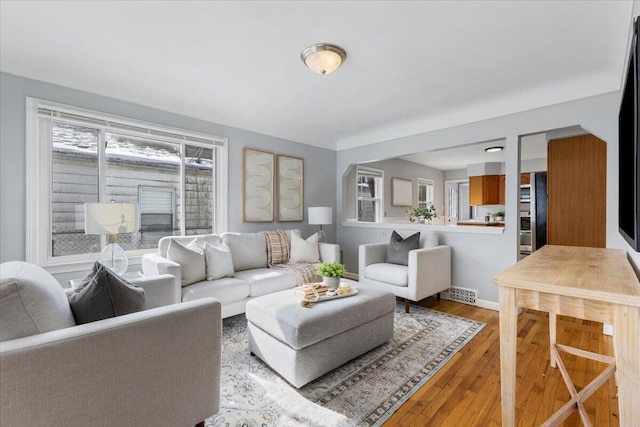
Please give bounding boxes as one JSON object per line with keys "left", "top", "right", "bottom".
{"left": 499, "top": 286, "right": 518, "bottom": 427}
{"left": 549, "top": 312, "right": 557, "bottom": 368}
{"left": 613, "top": 305, "right": 640, "bottom": 427}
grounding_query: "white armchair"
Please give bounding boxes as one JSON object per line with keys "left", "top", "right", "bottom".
{"left": 358, "top": 230, "right": 451, "bottom": 312}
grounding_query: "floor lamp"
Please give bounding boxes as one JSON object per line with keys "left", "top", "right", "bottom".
{"left": 85, "top": 202, "right": 138, "bottom": 275}
{"left": 308, "top": 207, "right": 332, "bottom": 243}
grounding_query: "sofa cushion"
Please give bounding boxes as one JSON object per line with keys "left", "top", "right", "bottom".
{"left": 181, "top": 277, "right": 249, "bottom": 305}
{"left": 289, "top": 230, "right": 320, "bottom": 263}
{"left": 233, "top": 268, "right": 296, "bottom": 297}
{"left": 221, "top": 232, "right": 268, "bottom": 271}
{"left": 203, "top": 242, "right": 235, "bottom": 280}
{"left": 167, "top": 239, "right": 206, "bottom": 286}
{"left": 386, "top": 231, "right": 420, "bottom": 265}
{"left": 68, "top": 262, "right": 146, "bottom": 325}
{"left": 365, "top": 263, "right": 409, "bottom": 287}
{"left": 0, "top": 261, "right": 76, "bottom": 341}
{"left": 158, "top": 234, "right": 221, "bottom": 258}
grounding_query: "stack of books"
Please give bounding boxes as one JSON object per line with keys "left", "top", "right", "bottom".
{"left": 293, "top": 283, "right": 328, "bottom": 302}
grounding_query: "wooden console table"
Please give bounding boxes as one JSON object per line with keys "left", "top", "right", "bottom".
{"left": 494, "top": 245, "right": 640, "bottom": 426}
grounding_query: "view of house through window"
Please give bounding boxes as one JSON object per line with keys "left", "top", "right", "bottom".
{"left": 356, "top": 167, "right": 383, "bottom": 222}
{"left": 37, "top": 102, "right": 225, "bottom": 263}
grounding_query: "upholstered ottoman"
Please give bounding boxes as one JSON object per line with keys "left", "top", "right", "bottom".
{"left": 246, "top": 286, "right": 395, "bottom": 388}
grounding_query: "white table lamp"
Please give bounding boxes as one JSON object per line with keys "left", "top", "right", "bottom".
{"left": 85, "top": 202, "right": 138, "bottom": 275}
{"left": 308, "top": 206, "right": 332, "bottom": 242}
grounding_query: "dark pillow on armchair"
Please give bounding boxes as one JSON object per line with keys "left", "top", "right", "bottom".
{"left": 386, "top": 231, "right": 421, "bottom": 266}
{"left": 68, "top": 262, "right": 146, "bottom": 325}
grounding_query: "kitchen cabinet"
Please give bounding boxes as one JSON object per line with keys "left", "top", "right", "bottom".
{"left": 469, "top": 175, "right": 500, "bottom": 205}
{"left": 499, "top": 175, "right": 506, "bottom": 204}
{"left": 520, "top": 173, "right": 531, "bottom": 185}
{"left": 547, "top": 134, "right": 606, "bottom": 248}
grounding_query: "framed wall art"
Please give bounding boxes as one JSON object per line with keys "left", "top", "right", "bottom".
{"left": 392, "top": 178, "right": 413, "bottom": 206}
{"left": 243, "top": 148, "right": 274, "bottom": 222}
{"left": 276, "top": 154, "right": 304, "bottom": 221}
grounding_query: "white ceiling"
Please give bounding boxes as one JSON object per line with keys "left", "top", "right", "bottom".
{"left": 0, "top": 1, "right": 633, "bottom": 151}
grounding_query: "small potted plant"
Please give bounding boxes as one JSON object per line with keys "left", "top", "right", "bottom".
{"left": 493, "top": 211, "right": 505, "bottom": 222}
{"left": 407, "top": 204, "right": 437, "bottom": 224}
{"left": 316, "top": 261, "right": 346, "bottom": 289}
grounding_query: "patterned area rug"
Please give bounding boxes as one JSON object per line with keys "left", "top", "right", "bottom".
{"left": 208, "top": 303, "right": 485, "bottom": 427}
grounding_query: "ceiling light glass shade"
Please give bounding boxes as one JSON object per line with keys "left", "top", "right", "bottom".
{"left": 485, "top": 146, "right": 504, "bottom": 153}
{"left": 301, "top": 44, "right": 347, "bottom": 75}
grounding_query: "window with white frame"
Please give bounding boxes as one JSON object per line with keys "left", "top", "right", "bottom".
{"left": 26, "top": 98, "right": 228, "bottom": 270}
{"left": 356, "top": 166, "right": 383, "bottom": 222}
{"left": 417, "top": 178, "right": 434, "bottom": 209}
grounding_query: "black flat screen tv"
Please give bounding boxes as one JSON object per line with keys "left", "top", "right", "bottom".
{"left": 619, "top": 17, "right": 640, "bottom": 251}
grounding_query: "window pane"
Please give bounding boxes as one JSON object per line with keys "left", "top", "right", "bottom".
{"left": 51, "top": 121, "right": 99, "bottom": 257}
{"left": 185, "top": 145, "right": 214, "bottom": 236}
{"left": 357, "top": 200, "right": 377, "bottom": 222}
{"left": 105, "top": 133, "right": 181, "bottom": 250}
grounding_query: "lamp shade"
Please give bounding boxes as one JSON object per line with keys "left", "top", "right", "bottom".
{"left": 308, "top": 207, "right": 332, "bottom": 225}
{"left": 85, "top": 203, "right": 138, "bottom": 235}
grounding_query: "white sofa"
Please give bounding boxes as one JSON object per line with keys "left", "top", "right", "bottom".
{"left": 358, "top": 229, "right": 451, "bottom": 312}
{"left": 141, "top": 230, "right": 340, "bottom": 318}
{"left": 0, "top": 261, "right": 221, "bottom": 427}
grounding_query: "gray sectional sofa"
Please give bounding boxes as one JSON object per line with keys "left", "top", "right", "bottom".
{"left": 141, "top": 229, "right": 340, "bottom": 318}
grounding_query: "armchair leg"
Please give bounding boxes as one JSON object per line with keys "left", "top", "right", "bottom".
{"left": 195, "top": 422, "right": 205, "bottom": 427}
{"left": 437, "top": 292, "right": 441, "bottom": 301}
{"left": 404, "top": 298, "right": 410, "bottom": 313}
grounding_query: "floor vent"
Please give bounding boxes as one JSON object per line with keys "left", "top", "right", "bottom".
{"left": 447, "top": 286, "right": 478, "bottom": 305}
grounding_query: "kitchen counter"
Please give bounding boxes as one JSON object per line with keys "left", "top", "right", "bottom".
{"left": 456, "top": 221, "right": 505, "bottom": 227}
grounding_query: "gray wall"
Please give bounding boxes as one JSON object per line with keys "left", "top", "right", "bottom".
{"left": 344, "top": 158, "right": 445, "bottom": 221}
{"left": 0, "top": 72, "right": 336, "bottom": 277}
{"left": 337, "top": 91, "right": 639, "bottom": 305}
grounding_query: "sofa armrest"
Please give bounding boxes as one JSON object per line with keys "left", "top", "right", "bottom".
{"left": 0, "top": 298, "right": 222, "bottom": 427}
{"left": 130, "top": 273, "right": 181, "bottom": 308}
{"left": 141, "top": 253, "right": 182, "bottom": 298}
{"left": 407, "top": 245, "right": 451, "bottom": 301}
{"left": 358, "top": 243, "right": 389, "bottom": 281}
{"left": 318, "top": 242, "right": 340, "bottom": 263}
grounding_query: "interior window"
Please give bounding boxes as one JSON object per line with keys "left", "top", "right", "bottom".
{"left": 356, "top": 166, "right": 383, "bottom": 222}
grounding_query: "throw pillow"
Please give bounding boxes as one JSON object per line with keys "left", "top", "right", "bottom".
{"left": 222, "top": 232, "right": 268, "bottom": 271}
{"left": 0, "top": 261, "right": 76, "bottom": 341}
{"left": 167, "top": 238, "right": 207, "bottom": 286}
{"left": 203, "top": 242, "right": 235, "bottom": 280}
{"left": 289, "top": 230, "right": 320, "bottom": 263}
{"left": 386, "top": 231, "right": 421, "bottom": 266}
{"left": 67, "top": 262, "right": 146, "bottom": 325}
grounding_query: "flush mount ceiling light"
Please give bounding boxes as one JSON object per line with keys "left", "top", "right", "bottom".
{"left": 485, "top": 146, "right": 504, "bottom": 153}
{"left": 301, "top": 43, "right": 347, "bottom": 75}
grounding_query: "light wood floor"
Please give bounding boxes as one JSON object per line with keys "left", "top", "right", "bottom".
{"left": 383, "top": 298, "right": 619, "bottom": 427}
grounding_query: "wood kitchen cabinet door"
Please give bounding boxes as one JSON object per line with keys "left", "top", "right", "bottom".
{"left": 547, "top": 134, "right": 606, "bottom": 248}
{"left": 469, "top": 175, "right": 500, "bottom": 205}
{"left": 499, "top": 175, "right": 506, "bottom": 204}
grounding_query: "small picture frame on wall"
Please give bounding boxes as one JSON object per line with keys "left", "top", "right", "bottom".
{"left": 392, "top": 178, "right": 413, "bottom": 206}
{"left": 276, "top": 154, "right": 304, "bottom": 221}
{"left": 243, "top": 148, "right": 275, "bottom": 222}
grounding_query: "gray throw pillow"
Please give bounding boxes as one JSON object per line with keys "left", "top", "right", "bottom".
{"left": 386, "top": 231, "right": 420, "bottom": 266}
{"left": 68, "top": 262, "right": 146, "bottom": 325}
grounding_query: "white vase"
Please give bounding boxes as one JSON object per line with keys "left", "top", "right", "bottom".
{"left": 322, "top": 276, "right": 340, "bottom": 290}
